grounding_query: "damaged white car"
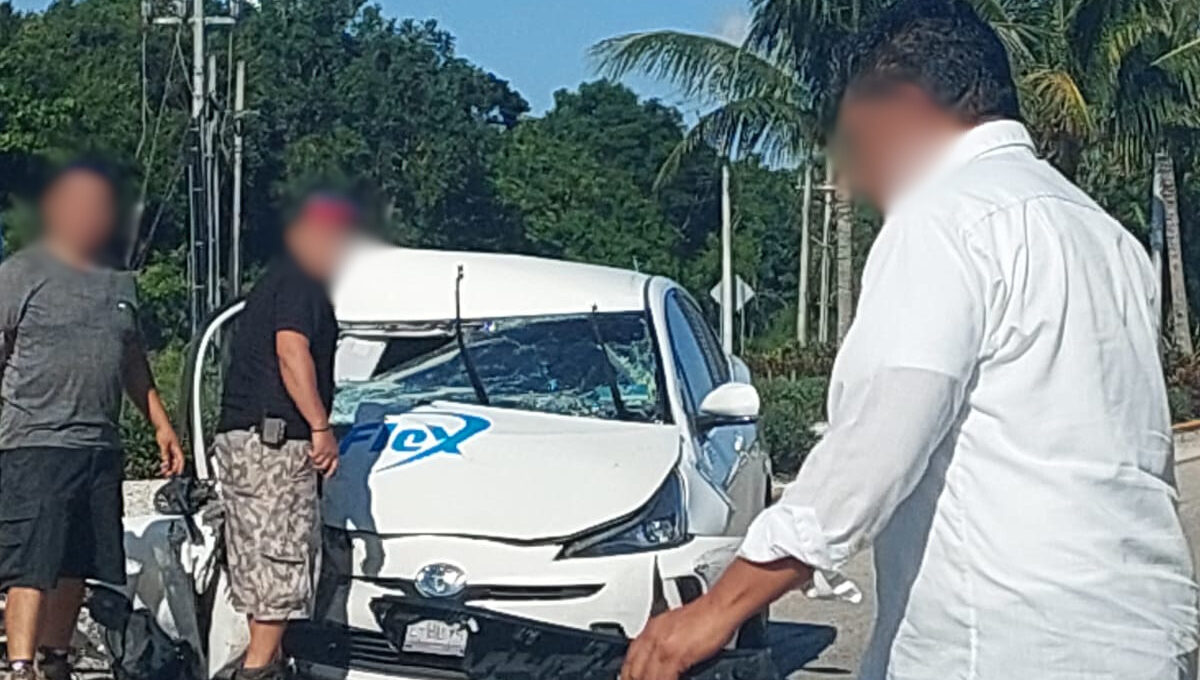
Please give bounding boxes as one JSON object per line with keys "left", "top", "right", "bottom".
{"left": 99, "top": 245, "right": 830, "bottom": 680}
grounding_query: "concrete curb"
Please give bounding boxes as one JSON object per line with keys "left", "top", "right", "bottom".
{"left": 1176, "top": 430, "right": 1200, "bottom": 465}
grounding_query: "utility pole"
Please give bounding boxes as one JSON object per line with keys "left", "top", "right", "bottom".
{"left": 206, "top": 52, "right": 221, "bottom": 314}
{"left": 720, "top": 163, "right": 734, "bottom": 356}
{"left": 797, "top": 164, "right": 812, "bottom": 346}
{"left": 151, "top": 0, "right": 236, "bottom": 333}
{"left": 231, "top": 59, "right": 245, "bottom": 297}
{"left": 817, "top": 162, "right": 834, "bottom": 345}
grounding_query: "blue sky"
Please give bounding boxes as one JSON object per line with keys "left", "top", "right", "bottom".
{"left": 380, "top": 0, "right": 749, "bottom": 113}
{"left": 10, "top": 0, "right": 748, "bottom": 114}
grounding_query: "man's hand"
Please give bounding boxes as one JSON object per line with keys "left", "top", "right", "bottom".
{"left": 621, "top": 558, "right": 812, "bottom": 680}
{"left": 310, "top": 428, "right": 339, "bottom": 477}
{"left": 620, "top": 598, "right": 740, "bottom": 680}
{"left": 156, "top": 426, "right": 186, "bottom": 477}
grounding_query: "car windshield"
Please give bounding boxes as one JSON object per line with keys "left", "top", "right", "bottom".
{"left": 333, "top": 311, "right": 664, "bottom": 425}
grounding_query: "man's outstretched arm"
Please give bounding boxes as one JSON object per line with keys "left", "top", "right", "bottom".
{"left": 621, "top": 558, "right": 810, "bottom": 680}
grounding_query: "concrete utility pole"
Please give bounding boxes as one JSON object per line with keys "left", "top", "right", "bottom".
{"left": 817, "top": 163, "right": 834, "bottom": 345}
{"left": 797, "top": 165, "right": 813, "bottom": 346}
{"left": 231, "top": 59, "right": 245, "bottom": 297}
{"left": 720, "top": 163, "right": 734, "bottom": 355}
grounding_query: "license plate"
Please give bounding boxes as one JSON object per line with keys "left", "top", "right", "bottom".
{"left": 401, "top": 619, "right": 469, "bottom": 657}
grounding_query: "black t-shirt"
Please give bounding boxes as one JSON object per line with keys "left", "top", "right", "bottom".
{"left": 218, "top": 258, "right": 338, "bottom": 439}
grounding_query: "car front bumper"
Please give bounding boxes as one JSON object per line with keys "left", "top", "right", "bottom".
{"left": 289, "top": 597, "right": 781, "bottom": 680}
{"left": 315, "top": 533, "right": 746, "bottom": 638}
{"left": 288, "top": 534, "right": 773, "bottom": 679}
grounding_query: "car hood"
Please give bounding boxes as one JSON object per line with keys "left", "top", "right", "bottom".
{"left": 323, "top": 402, "right": 680, "bottom": 541}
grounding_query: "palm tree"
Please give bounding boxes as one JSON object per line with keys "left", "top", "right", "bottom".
{"left": 1020, "top": 0, "right": 1200, "bottom": 353}
{"left": 593, "top": 0, "right": 1038, "bottom": 346}
{"left": 591, "top": 27, "right": 818, "bottom": 340}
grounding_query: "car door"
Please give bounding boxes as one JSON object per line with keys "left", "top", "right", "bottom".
{"left": 182, "top": 301, "right": 246, "bottom": 481}
{"left": 663, "top": 291, "right": 764, "bottom": 535}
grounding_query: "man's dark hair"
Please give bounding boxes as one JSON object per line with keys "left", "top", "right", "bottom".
{"left": 832, "top": 0, "right": 1022, "bottom": 125}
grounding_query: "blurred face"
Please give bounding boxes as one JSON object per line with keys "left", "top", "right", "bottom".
{"left": 834, "top": 82, "right": 965, "bottom": 212}
{"left": 41, "top": 170, "right": 118, "bottom": 257}
{"left": 285, "top": 203, "right": 357, "bottom": 282}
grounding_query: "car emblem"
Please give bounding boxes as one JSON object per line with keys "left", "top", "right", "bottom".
{"left": 414, "top": 563, "right": 467, "bottom": 598}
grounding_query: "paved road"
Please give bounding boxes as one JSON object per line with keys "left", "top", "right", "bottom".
{"left": 773, "top": 441, "right": 1200, "bottom": 679}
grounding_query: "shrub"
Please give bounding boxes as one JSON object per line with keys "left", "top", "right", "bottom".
{"left": 1166, "top": 351, "right": 1200, "bottom": 422}
{"left": 755, "top": 376, "right": 829, "bottom": 479}
{"left": 121, "top": 345, "right": 187, "bottom": 479}
{"left": 744, "top": 342, "right": 836, "bottom": 380}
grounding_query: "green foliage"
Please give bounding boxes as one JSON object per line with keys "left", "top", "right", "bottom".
{"left": 744, "top": 342, "right": 837, "bottom": 380}
{"left": 755, "top": 376, "right": 828, "bottom": 478}
{"left": 491, "top": 114, "right": 680, "bottom": 275}
{"left": 120, "top": 344, "right": 186, "bottom": 479}
{"left": 1165, "top": 352, "right": 1200, "bottom": 422}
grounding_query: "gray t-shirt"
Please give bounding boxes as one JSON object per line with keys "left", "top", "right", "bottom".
{"left": 0, "top": 246, "right": 140, "bottom": 450}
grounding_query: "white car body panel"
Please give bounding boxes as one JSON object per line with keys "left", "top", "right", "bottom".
{"left": 124, "top": 245, "right": 769, "bottom": 679}
{"left": 333, "top": 241, "right": 649, "bottom": 323}
{"left": 324, "top": 403, "right": 679, "bottom": 540}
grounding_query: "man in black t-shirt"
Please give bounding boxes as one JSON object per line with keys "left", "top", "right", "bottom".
{"left": 215, "top": 194, "right": 356, "bottom": 680}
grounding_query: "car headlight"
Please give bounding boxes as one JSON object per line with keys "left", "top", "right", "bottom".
{"left": 558, "top": 471, "right": 688, "bottom": 559}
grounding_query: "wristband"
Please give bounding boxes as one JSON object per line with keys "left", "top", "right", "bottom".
{"left": 312, "top": 424, "right": 332, "bottom": 433}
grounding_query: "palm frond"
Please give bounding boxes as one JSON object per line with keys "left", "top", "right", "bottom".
{"left": 1067, "top": 0, "right": 1171, "bottom": 94}
{"left": 964, "top": 0, "right": 1046, "bottom": 64}
{"left": 654, "top": 95, "right": 816, "bottom": 187}
{"left": 590, "top": 30, "right": 801, "bottom": 107}
{"left": 1022, "top": 68, "right": 1095, "bottom": 142}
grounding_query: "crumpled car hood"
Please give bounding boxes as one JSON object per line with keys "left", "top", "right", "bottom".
{"left": 322, "top": 403, "right": 679, "bottom": 541}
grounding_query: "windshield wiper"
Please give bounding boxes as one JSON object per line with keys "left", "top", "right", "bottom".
{"left": 455, "top": 265, "right": 490, "bottom": 405}
{"left": 589, "top": 305, "right": 631, "bottom": 420}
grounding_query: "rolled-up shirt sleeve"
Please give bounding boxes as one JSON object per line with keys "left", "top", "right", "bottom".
{"left": 740, "top": 212, "right": 989, "bottom": 573}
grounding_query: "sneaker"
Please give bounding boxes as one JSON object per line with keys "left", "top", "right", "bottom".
{"left": 35, "top": 650, "right": 69, "bottom": 680}
{"left": 4, "top": 663, "right": 42, "bottom": 680}
{"left": 232, "top": 660, "right": 289, "bottom": 680}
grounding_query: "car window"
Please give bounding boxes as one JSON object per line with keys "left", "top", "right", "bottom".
{"left": 678, "top": 295, "right": 730, "bottom": 385}
{"left": 333, "top": 311, "right": 665, "bottom": 426}
{"left": 665, "top": 291, "right": 723, "bottom": 415}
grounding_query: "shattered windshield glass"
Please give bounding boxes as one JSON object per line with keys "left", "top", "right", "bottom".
{"left": 333, "top": 311, "right": 663, "bottom": 425}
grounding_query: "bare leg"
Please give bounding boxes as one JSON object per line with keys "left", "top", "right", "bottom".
{"left": 5, "top": 587, "right": 44, "bottom": 663}
{"left": 244, "top": 618, "right": 286, "bottom": 669}
{"left": 39, "top": 578, "right": 84, "bottom": 650}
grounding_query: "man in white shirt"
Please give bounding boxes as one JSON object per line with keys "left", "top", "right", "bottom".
{"left": 621, "top": 2, "right": 1200, "bottom": 679}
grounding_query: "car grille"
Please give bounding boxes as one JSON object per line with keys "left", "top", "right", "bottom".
{"left": 356, "top": 576, "right": 603, "bottom": 601}
{"left": 285, "top": 620, "right": 468, "bottom": 678}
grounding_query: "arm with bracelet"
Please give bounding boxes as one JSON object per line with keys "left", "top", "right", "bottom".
{"left": 275, "top": 291, "right": 339, "bottom": 478}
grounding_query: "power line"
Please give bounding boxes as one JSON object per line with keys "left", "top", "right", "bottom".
{"left": 146, "top": 0, "right": 239, "bottom": 333}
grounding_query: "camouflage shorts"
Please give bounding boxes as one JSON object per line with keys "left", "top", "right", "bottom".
{"left": 214, "top": 430, "right": 319, "bottom": 621}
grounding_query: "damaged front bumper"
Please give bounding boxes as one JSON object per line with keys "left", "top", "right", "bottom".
{"left": 287, "top": 596, "right": 781, "bottom": 680}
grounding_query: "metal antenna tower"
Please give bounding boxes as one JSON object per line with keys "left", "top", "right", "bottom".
{"left": 146, "top": 0, "right": 238, "bottom": 333}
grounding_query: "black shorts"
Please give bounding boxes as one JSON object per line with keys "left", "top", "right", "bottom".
{"left": 0, "top": 447, "right": 126, "bottom": 591}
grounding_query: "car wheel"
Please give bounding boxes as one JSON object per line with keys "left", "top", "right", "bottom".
{"left": 735, "top": 608, "right": 769, "bottom": 649}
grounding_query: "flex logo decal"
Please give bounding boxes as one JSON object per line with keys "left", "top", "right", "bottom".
{"left": 340, "top": 412, "right": 492, "bottom": 471}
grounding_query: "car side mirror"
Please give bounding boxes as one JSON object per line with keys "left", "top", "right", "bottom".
{"left": 695, "top": 382, "right": 760, "bottom": 431}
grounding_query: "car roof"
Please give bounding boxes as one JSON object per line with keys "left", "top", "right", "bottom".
{"left": 332, "top": 240, "right": 654, "bottom": 324}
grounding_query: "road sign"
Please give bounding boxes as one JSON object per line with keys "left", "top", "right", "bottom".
{"left": 710, "top": 276, "right": 755, "bottom": 313}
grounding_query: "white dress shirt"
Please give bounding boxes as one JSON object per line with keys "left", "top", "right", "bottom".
{"left": 740, "top": 121, "right": 1200, "bottom": 679}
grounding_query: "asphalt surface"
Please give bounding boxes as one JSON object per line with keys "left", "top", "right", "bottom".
{"left": 772, "top": 437, "right": 1200, "bottom": 679}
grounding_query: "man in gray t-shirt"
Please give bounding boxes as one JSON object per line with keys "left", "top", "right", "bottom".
{"left": 0, "top": 247, "right": 140, "bottom": 450}
{"left": 0, "top": 164, "right": 184, "bottom": 680}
